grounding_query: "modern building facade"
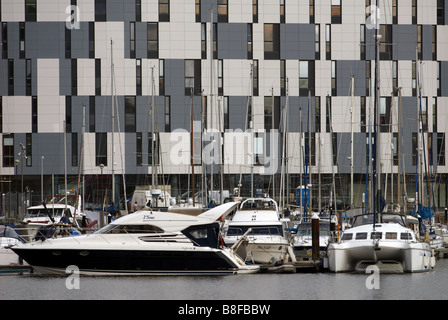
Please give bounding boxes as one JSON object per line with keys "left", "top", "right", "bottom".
{"left": 0, "top": 0, "right": 447, "bottom": 214}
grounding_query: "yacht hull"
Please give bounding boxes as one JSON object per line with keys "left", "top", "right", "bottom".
{"left": 11, "top": 246, "right": 240, "bottom": 276}
{"left": 327, "top": 241, "right": 434, "bottom": 273}
{"left": 236, "top": 241, "right": 290, "bottom": 264}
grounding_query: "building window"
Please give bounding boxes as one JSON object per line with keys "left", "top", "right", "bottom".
{"left": 331, "top": 60, "right": 337, "bottom": 96}
{"left": 417, "top": 25, "right": 422, "bottom": 60}
{"left": 264, "top": 24, "right": 280, "bottom": 60}
{"left": 361, "top": 96, "right": 366, "bottom": 133}
{"left": 299, "top": 61, "right": 315, "bottom": 96}
{"left": 185, "top": 59, "right": 201, "bottom": 96}
{"left": 380, "top": 97, "right": 391, "bottom": 133}
{"left": 0, "top": 97, "right": 3, "bottom": 133}
{"left": 412, "top": 132, "right": 418, "bottom": 166}
{"left": 412, "top": 61, "right": 417, "bottom": 97}
{"left": 159, "top": 0, "right": 170, "bottom": 22}
{"left": 95, "top": 59, "right": 101, "bottom": 96}
{"left": 280, "top": 0, "right": 285, "bottom": 23}
{"left": 66, "top": 96, "right": 72, "bottom": 133}
{"left": 165, "top": 96, "right": 171, "bottom": 132}
{"left": 437, "top": 133, "right": 446, "bottom": 166}
{"left": 331, "top": 133, "right": 337, "bottom": 165}
{"left": 147, "top": 23, "right": 159, "bottom": 59}
{"left": 26, "top": 59, "right": 32, "bottom": 96}
{"left": 136, "top": 0, "right": 142, "bottom": 22}
{"left": 2, "top": 23, "right": 8, "bottom": 59}
{"left": 264, "top": 96, "right": 280, "bottom": 131}
{"left": 136, "top": 132, "right": 142, "bottom": 166}
{"left": 432, "top": 26, "right": 437, "bottom": 61}
{"left": 392, "top": 0, "right": 398, "bottom": 24}
{"left": 326, "top": 96, "right": 331, "bottom": 133}
{"left": 331, "top": 0, "right": 341, "bottom": 24}
{"left": 201, "top": 23, "right": 207, "bottom": 59}
{"left": 392, "top": 60, "right": 398, "bottom": 96}
{"left": 95, "top": 132, "right": 107, "bottom": 167}
{"left": 32, "top": 96, "right": 38, "bottom": 133}
{"left": 310, "top": 0, "right": 315, "bottom": 24}
{"left": 437, "top": 61, "right": 441, "bottom": 96}
{"left": 315, "top": 24, "right": 320, "bottom": 60}
{"left": 218, "top": 0, "right": 228, "bottom": 23}
{"left": 218, "top": 59, "right": 223, "bottom": 96}
{"left": 148, "top": 132, "right": 159, "bottom": 166}
{"left": 253, "top": 60, "right": 259, "bottom": 97}
{"left": 247, "top": 23, "right": 253, "bottom": 59}
{"left": 159, "top": 59, "right": 165, "bottom": 96}
{"left": 136, "top": 59, "right": 142, "bottom": 96}
{"left": 71, "top": 133, "right": 78, "bottom": 167}
{"left": 366, "top": 60, "right": 371, "bottom": 96}
{"left": 3, "top": 134, "right": 14, "bottom": 168}
{"left": 315, "top": 96, "right": 321, "bottom": 133}
{"left": 26, "top": 134, "right": 32, "bottom": 167}
{"left": 213, "top": 23, "right": 218, "bottom": 59}
{"left": 195, "top": 0, "right": 201, "bottom": 22}
{"left": 360, "top": 25, "right": 366, "bottom": 60}
{"left": 95, "top": 0, "right": 106, "bottom": 21}
{"left": 19, "top": 22, "right": 25, "bottom": 59}
{"left": 280, "top": 60, "right": 286, "bottom": 96}
{"left": 379, "top": 25, "right": 392, "bottom": 60}
{"left": 71, "top": 59, "right": 77, "bottom": 96}
{"left": 222, "top": 96, "right": 229, "bottom": 131}
{"left": 130, "top": 22, "right": 136, "bottom": 59}
{"left": 25, "top": 0, "right": 37, "bottom": 22}
{"left": 89, "top": 22, "right": 95, "bottom": 59}
{"left": 420, "top": 96, "right": 428, "bottom": 132}
{"left": 89, "top": 96, "right": 96, "bottom": 132}
{"left": 65, "top": 27, "right": 72, "bottom": 59}
{"left": 8, "top": 59, "right": 14, "bottom": 96}
{"left": 433, "top": 97, "right": 438, "bottom": 132}
{"left": 412, "top": 0, "right": 417, "bottom": 24}
{"left": 438, "top": 0, "right": 445, "bottom": 25}
{"left": 125, "top": 96, "right": 136, "bottom": 132}
{"left": 253, "top": 0, "right": 258, "bottom": 23}
{"left": 325, "top": 24, "right": 331, "bottom": 60}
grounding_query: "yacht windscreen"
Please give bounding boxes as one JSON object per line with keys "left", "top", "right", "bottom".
{"left": 226, "top": 225, "right": 283, "bottom": 236}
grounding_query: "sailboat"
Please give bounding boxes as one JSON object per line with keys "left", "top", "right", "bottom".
{"left": 326, "top": 11, "right": 435, "bottom": 273}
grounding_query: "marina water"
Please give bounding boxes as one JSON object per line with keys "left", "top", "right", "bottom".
{"left": 2, "top": 259, "right": 448, "bottom": 300}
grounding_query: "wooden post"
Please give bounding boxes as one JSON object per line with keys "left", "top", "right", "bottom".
{"left": 311, "top": 213, "right": 320, "bottom": 261}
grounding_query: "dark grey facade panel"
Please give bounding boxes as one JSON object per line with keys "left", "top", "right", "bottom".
{"left": 13, "top": 59, "right": 26, "bottom": 96}
{"left": 441, "top": 61, "right": 448, "bottom": 96}
{"left": 280, "top": 24, "right": 315, "bottom": 60}
{"left": 218, "top": 23, "right": 247, "bottom": 60}
{"left": 392, "top": 24, "right": 418, "bottom": 61}
{"left": 25, "top": 22, "right": 65, "bottom": 59}
{"left": 71, "top": 23, "right": 90, "bottom": 59}
{"left": 59, "top": 58, "right": 72, "bottom": 96}
{"left": 7, "top": 23, "right": 20, "bottom": 59}
{"left": 336, "top": 60, "right": 366, "bottom": 97}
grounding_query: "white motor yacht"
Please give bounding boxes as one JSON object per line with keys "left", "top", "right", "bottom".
{"left": 292, "top": 219, "right": 331, "bottom": 257}
{"left": 0, "top": 224, "right": 27, "bottom": 267}
{"left": 222, "top": 198, "right": 295, "bottom": 264}
{"left": 11, "top": 202, "right": 259, "bottom": 275}
{"left": 327, "top": 213, "right": 435, "bottom": 273}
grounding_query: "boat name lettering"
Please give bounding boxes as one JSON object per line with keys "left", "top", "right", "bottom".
{"left": 143, "top": 215, "right": 155, "bottom": 220}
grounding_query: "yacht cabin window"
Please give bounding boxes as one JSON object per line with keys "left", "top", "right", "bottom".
{"left": 341, "top": 233, "right": 353, "bottom": 241}
{"left": 227, "top": 225, "right": 283, "bottom": 237}
{"left": 355, "top": 232, "right": 368, "bottom": 240}
{"left": 386, "top": 232, "right": 397, "bottom": 239}
{"left": 95, "top": 224, "right": 164, "bottom": 234}
{"left": 371, "top": 232, "right": 382, "bottom": 240}
{"left": 400, "top": 232, "right": 413, "bottom": 240}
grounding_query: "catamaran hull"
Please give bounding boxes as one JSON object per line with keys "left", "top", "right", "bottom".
{"left": 11, "top": 247, "right": 240, "bottom": 276}
{"left": 327, "top": 241, "right": 434, "bottom": 273}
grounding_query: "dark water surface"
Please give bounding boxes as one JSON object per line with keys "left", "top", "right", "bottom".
{"left": 1, "top": 259, "right": 448, "bottom": 300}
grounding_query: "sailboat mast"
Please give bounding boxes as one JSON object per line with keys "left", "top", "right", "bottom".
{"left": 350, "top": 76, "right": 354, "bottom": 208}
{"left": 111, "top": 39, "right": 115, "bottom": 207}
{"left": 373, "top": 0, "right": 381, "bottom": 222}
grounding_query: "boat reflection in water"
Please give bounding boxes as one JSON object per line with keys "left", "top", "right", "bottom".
{"left": 326, "top": 213, "right": 436, "bottom": 273}
{"left": 11, "top": 202, "right": 259, "bottom": 276}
